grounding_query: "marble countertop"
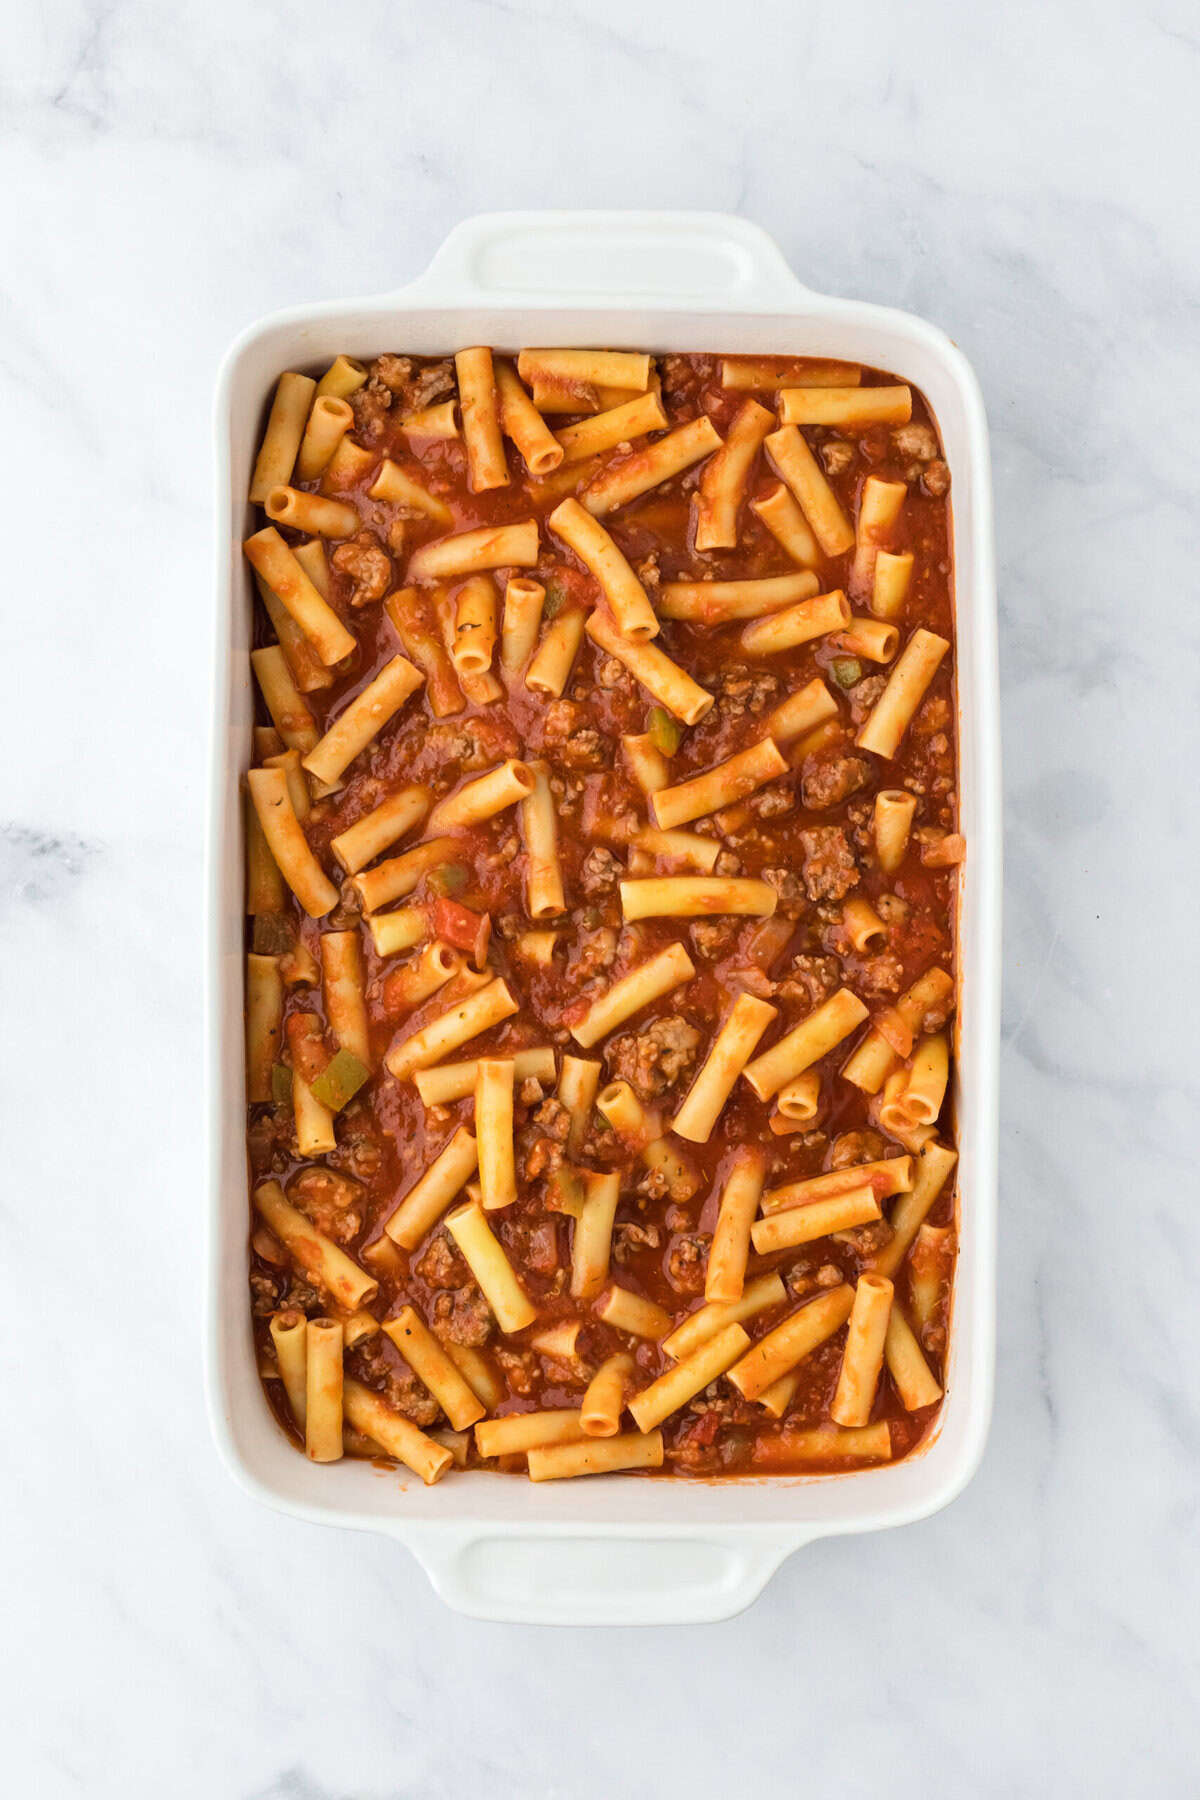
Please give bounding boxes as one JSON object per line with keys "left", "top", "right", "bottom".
{"left": 5, "top": 1, "right": 1198, "bottom": 1794}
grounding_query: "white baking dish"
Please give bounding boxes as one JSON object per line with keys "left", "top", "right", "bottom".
{"left": 207, "top": 211, "right": 999, "bottom": 1625}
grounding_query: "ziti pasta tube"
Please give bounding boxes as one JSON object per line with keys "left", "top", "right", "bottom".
{"left": 693, "top": 397, "right": 774, "bottom": 549}
{"left": 253, "top": 1182, "right": 379, "bottom": 1312}
{"left": 455, "top": 346, "right": 509, "bottom": 491}
{"left": 246, "top": 766, "right": 338, "bottom": 917}
{"left": 517, "top": 348, "right": 652, "bottom": 392}
{"left": 342, "top": 1379, "right": 454, "bottom": 1485}
{"left": 657, "top": 571, "right": 818, "bottom": 624}
{"left": 500, "top": 577, "right": 546, "bottom": 674}
{"left": 830, "top": 1275, "right": 894, "bottom": 1427}
{"left": 672, "top": 995, "right": 778, "bottom": 1144}
{"left": 779, "top": 386, "right": 911, "bottom": 428}
{"left": 595, "top": 1286, "right": 672, "bottom": 1339}
{"left": 585, "top": 611, "right": 714, "bottom": 724}
{"left": 662, "top": 1270, "right": 786, "bottom": 1362}
{"left": 871, "top": 1141, "right": 957, "bottom": 1279}
{"left": 760, "top": 1155, "right": 913, "bottom": 1216}
{"left": 548, "top": 497, "right": 659, "bottom": 640}
{"left": 856, "top": 628, "right": 950, "bottom": 759}
{"left": 581, "top": 1352, "right": 635, "bottom": 1437}
{"left": 331, "top": 785, "right": 431, "bottom": 875}
{"left": 385, "top": 977, "right": 518, "bottom": 1081}
{"left": 520, "top": 762, "right": 565, "bottom": 918}
{"left": 619, "top": 877, "right": 777, "bottom": 922}
{"left": 751, "top": 481, "right": 821, "bottom": 567}
{"left": 494, "top": 358, "right": 563, "bottom": 476}
{"left": 742, "top": 986, "right": 869, "bottom": 1101}
{"left": 269, "top": 1309, "right": 308, "bottom": 1429}
{"left": 556, "top": 389, "right": 667, "bottom": 463}
{"left": 427, "top": 759, "right": 535, "bottom": 833}
{"left": 245, "top": 953, "right": 283, "bottom": 1102}
{"left": 444, "top": 1200, "right": 537, "bottom": 1333}
{"left": 302, "top": 656, "right": 424, "bottom": 788}
{"left": 750, "top": 1184, "right": 881, "bottom": 1254}
{"left": 570, "top": 942, "right": 695, "bottom": 1050}
{"left": 764, "top": 424, "right": 854, "bottom": 557}
{"left": 265, "top": 486, "right": 359, "bottom": 540}
{"left": 249, "top": 371, "right": 316, "bottom": 502}
{"left": 296, "top": 396, "right": 354, "bottom": 481}
{"left": 703, "top": 1147, "right": 768, "bottom": 1302}
{"left": 406, "top": 520, "right": 539, "bottom": 582}
{"left": 475, "top": 1058, "right": 517, "bottom": 1211}
{"left": 627, "top": 1323, "right": 750, "bottom": 1433}
{"left": 251, "top": 645, "right": 319, "bottom": 753}
{"left": 244, "top": 528, "right": 356, "bottom": 666}
{"left": 527, "top": 1430, "right": 664, "bottom": 1482}
{"left": 651, "top": 738, "right": 787, "bottom": 829}
{"left": 570, "top": 1170, "right": 621, "bottom": 1300}
{"left": 474, "top": 1410, "right": 588, "bottom": 1459}
{"left": 884, "top": 1304, "right": 942, "bottom": 1411}
{"left": 727, "top": 1286, "right": 854, "bottom": 1403}
{"left": 740, "top": 589, "right": 850, "bottom": 656}
{"left": 581, "top": 415, "right": 721, "bottom": 519}
{"left": 383, "top": 1307, "right": 485, "bottom": 1432}
{"left": 320, "top": 931, "right": 371, "bottom": 1066}
{"left": 384, "top": 1127, "right": 479, "bottom": 1249}
{"left": 368, "top": 459, "right": 453, "bottom": 523}
{"left": 849, "top": 476, "right": 907, "bottom": 598}
{"left": 415, "top": 1046, "right": 556, "bottom": 1108}
{"left": 304, "top": 1318, "right": 344, "bottom": 1462}
{"left": 314, "top": 355, "right": 367, "bottom": 400}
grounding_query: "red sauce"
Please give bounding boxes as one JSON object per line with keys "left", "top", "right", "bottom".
{"left": 246, "top": 350, "right": 959, "bottom": 1479}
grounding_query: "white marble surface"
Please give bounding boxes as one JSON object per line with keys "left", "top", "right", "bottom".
{"left": 4, "top": 0, "right": 1198, "bottom": 1792}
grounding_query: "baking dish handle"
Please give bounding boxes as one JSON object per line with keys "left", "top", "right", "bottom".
{"left": 405, "top": 1529, "right": 804, "bottom": 1626}
{"left": 399, "top": 211, "right": 811, "bottom": 308}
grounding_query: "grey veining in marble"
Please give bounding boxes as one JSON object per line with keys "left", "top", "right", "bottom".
{"left": 3, "top": 1, "right": 1199, "bottom": 1794}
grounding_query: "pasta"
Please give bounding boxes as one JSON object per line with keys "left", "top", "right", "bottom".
{"left": 242, "top": 344, "right": 960, "bottom": 1484}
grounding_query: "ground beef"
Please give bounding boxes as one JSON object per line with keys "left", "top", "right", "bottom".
{"left": 424, "top": 722, "right": 487, "bottom": 772}
{"left": 332, "top": 1106, "right": 384, "bottom": 1181}
{"left": 613, "top": 1220, "right": 662, "bottom": 1263}
{"left": 848, "top": 674, "right": 888, "bottom": 725}
{"left": 286, "top": 1167, "right": 364, "bottom": 1245}
{"left": 799, "top": 826, "right": 859, "bottom": 901}
{"left": 830, "top": 1128, "right": 888, "bottom": 1169}
{"left": 714, "top": 849, "right": 741, "bottom": 876}
{"left": 666, "top": 1234, "right": 709, "bottom": 1295}
{"left": 386, "top": 517, "right": 408, "bottom": 558}
{"left": 815, "top": 1261, "right": 843, "bottom": 1287}
{"left": 431, "top": 1284, "right": 493, "bottom": 1347}
{"left": 891, "top": 423, "right": 939, "bottom": 463}
{"left": 494, "top": 1347, "right": 537, "bottom": 1397}
{"left": 580, "top": 846, "right": 623, "bottom": 896}
{"left": 801, "top": 754, "right": 870, "bottom": 811}
{"left": 408, "top": 359, "right": 454, "bottom": 409}
{"left": 561, "top": 728, "right": 609, "bottom": 771}
{"left": 522, "top": 1218, "right": 561, "bottom": 1276}
{"left": 919, "top": 987, "right": 955, "bottom": 1034}
{"left": 349, "top": 378, "right": 393, "bottom": 442}
{"left": 414, "top": 1232, "right": 469, "bottom": 1290}
{"left": 250, "top": 1271, "right": 281, "bottom": 1316}
{"left": 761, "top": 866, "right": 806, "bottom": 918}
{"left": 370, "top": 354, "right": 412, "bottom": 393}
{"left": 284, "top": 1275, "right": 322, "bottom": 1312}
{"left": 856, "top": 951, "right": 905, "bottom": 996}
{"left": 635, "top": 552, "right": 661, "bottom": 588}
{"left": 778, "top": 953, "right": 840, "bottom": 1010}
{"left": 753, "top": 784, "right": 794, "bottom": 819}
{"left": 533, "top": 1096, "right": 571, "bottom": 1141}
{"left": 571, "top": 927, "right": 618, "bottom": 982}
{"left": 839, "top": 1219, "right": 894, "bottom": 1256}
{"left": 331, "top": 529, "right": 392, "bottom": 606}
{"left": 606, "top": 1014, "right": 701, "bottom": 1100}
{"left": 876, "top": 893, "right": 910, "bottom": 925}
{"left": 819, "top": 438, "right": 855, "bottom": 476}
{"left": 719, "top": 667, "right": 780, "bottom": 718}
{"left": 596, "top": 656, "right": 626, "bottom": 688}
{"left": 922, "top": 460, "right": 951, "bottom": 497}
{"left": 690, "top": 917, "right": 740, "bottom": 958}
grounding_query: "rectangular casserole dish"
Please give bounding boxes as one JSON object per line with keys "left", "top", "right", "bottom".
{"left": 207, "top": 211, "right": 1000, "bottom": 1625}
